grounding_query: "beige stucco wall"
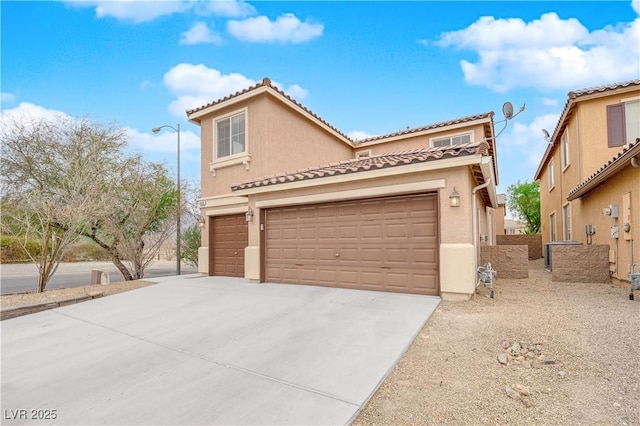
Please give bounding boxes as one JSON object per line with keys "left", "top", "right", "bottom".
{"left": 199, "top": 94, "right": 353, "bottom": 200}
{"left": 568, "top": 166, "right": 640, "bottom": 285}
{"left": 539, "top": 86, "right": 640, "bottom": 249}
{"left": 356, "top": 125, "right": 488, "bottom": 155}
{"left": 495, "top": 205, "right": 506, "bottom": 235}
{"left": 575, "top": 92, "right": 640, "bottom": 178}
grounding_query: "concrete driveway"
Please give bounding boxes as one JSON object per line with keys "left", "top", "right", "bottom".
{"left": 1, "top": 275, "right": 440, "bottom": 425}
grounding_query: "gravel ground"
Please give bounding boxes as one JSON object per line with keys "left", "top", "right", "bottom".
{"left": 355, "top": 259, "right": 640, "bottom": 426}
{"left": 0, "top": 280, "right": 155, "bottom": 308}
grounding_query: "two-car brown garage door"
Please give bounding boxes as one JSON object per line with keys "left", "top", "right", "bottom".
{"left": 265, "top": 193, "right": 439, "bottom": 296}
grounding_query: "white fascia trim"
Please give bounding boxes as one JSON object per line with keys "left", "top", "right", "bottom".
{"left": 187, "top": 86, "right": 353, "bottom": 147}
{"left": 355, "top": 118, "right": 491, "bottom": 148}
{"left": 234, "top": 154, "right": 481, "bottom": 196}
{"left": 197, "top": 194, "right": 249, "bottom": 208}
{"left": 204, "top": 206, "right": 249, "bottom": 217}
{"left": 480, "top": 156, "right": 498, "bottom": 207}
{"left": 256, "top": 179, "right": 446, "bottom": 208}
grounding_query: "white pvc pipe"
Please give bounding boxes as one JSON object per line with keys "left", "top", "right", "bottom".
{"left": 472, "top": 178, "right": 492, "bottom": 274}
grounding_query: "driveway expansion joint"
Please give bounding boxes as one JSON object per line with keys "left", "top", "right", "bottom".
{"left": 52, "top": 309, "right": 361, "bottom": 408}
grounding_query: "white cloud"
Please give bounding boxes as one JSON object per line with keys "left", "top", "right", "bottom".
{"left": 437, "top": 10, "right": 640, "bottom": 92}
{"left": 180, "top": 22, "right": 223, "bottom": 45}
{"left": 227, "top": 13, "right": 323, "bottom": 43}
{"left": 1, "top": 92, "right": 17, "bottom": 105}
{"left": 195, "top": 0, "right": 256, "bottom": 18}
{"left": 271, "top": 82, "right": 309, "bottom": 100}
{"left": 67, "top": 0, "right": 255, "bottom": 23}
{"left": 0, "top": 102, "right": 69, "bottom": 123}
{"left": 163, "top": 63, "right": 309, "bottom": 116}
{"left": 67, "top": 0, "right": 190, "bottom": 23}
{"left": 495, "top": 113, "right": 560, "bottom": 192}
{"left": 633, "top": 0, "right": 640, "bottom": 15}
{"left": 348, "top": 130, "right": 378, "bottom": 141}
{"left": 125, "top": 127, "right": 201, "bottom": 154}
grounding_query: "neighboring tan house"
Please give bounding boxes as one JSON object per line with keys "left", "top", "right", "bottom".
{"left": 534, "top": 80, "right": 640, "bottom": 285}
{"left": 495, "top": 194, "right": 506, "bottom": 235}
{"left": 504, "top": 219, "right": 526, "bottom": 235}
{"left": 187, "top": 77, "right": 503, "bottom": 300}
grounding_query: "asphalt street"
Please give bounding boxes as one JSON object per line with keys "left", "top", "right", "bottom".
{"left": 0, "top": 260, "right": 197, "bottom": 294}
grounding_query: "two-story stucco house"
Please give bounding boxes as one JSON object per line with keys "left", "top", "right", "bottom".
{"left": 534, "top": 80, "right": 640, "bottom": 286}
{"left": 187, "top": 78, "right": 504, "bottom": 300}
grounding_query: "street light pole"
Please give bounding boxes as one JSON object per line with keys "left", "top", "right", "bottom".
{"left": 151, "top": 124, "right": 181, "bottom": 276}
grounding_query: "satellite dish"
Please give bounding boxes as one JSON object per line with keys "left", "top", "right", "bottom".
{"left": 542, "top": 129, "right": 550, "bottom": 139}
{"left": 502, "top": 102, "right": 514, "bottom": 120}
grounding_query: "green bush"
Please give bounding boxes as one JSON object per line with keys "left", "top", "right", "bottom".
{"left": 0, "top": 236, "right": 41, "bottom": 263}
{"left": 61, "top": 240, "right": 111, "bottom": 262}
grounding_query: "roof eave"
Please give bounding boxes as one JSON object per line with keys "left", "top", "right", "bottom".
{"left": 567, "top": 143, "right": 640, "bottom": 200}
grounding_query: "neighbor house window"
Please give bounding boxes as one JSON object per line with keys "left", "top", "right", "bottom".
{"left": 216, "top": 111, "right": 246, "bottom": 159}
{"left": 562, "top": 203, "right": 571, "bottom": 241}
{"left": 431, "top": 133, "right": 472, "bottom": 148}
{"left": 548, "top": 158, "right": 555, "bottom": 190}
{"left": 607, "top": 99, "right": 640, "bottom": 147}
{"left": 355, "top": 149, "right": 372, "bottom": 159}
{"left": 561, "top": 131, "right": 570, "bottom": 169}
{"left": 549, "top": 212, "right": 557, "bottom": 242}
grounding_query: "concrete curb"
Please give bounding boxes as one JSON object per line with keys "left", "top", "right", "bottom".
{"left": 0, "top": 291, "right": 105, "bottom": 321}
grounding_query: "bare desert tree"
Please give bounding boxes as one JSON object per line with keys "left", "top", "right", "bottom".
{"left": 80, "top": 157, "right": 179, "bottom": 281}
{"left": 1, "top": 116, "right": 127, "bottom": 291}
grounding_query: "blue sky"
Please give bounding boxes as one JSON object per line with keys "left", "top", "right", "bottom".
{"left": 2, "top": 0, "right": 639, "bottom": 197}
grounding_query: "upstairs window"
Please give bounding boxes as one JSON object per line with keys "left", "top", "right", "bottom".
{"left": 216, "top": 111, "right": 246, "bottom": 159}
{"left": 548, "top": 158, "right": 555, "bottom": 190}
{"left": 607, "top": 99, "right": 640, "bottom": 147}
{"left": 431, "top": 133, "right": 471, "bottom": 148}
{"left": 561, "top": 131, "right": 570, "bottom": 169}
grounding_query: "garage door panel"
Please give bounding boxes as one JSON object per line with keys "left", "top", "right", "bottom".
{"left": 210, "top": 214, "right": 247, "bottom": 277}
{"left": 266, "top": 193, "right": 439, "bottom": 296}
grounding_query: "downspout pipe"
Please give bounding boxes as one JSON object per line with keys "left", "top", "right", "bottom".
{"left": 472, "top": 178, "right": 492, "bottom": 279}
{"left": 631, "top": 155, "right": 640, "bottom": 168}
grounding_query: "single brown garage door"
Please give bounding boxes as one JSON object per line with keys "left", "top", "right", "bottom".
{"left": 265, "top": 193, "right": 438, "bottom": 295}
{"left": 209, "top": 214, "right": 248, "bottom": 277}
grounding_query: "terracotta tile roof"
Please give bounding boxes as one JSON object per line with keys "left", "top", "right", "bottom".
{"left": 231, "top": 141, "right": 490, "bottom": 191}
{"left": 353, "top": 112, "right": 494, "bottom": 144}
{"left": 568, "top": 80, "right": 640, "bottom": 99}
{"left": 186, "top": 77, "right": 351, "bottom": 141}
{"left": 534, "top": 79, "right": 640, "bottom": 180}
{"left": 567, "top": 139, "right": 640, "bottom": 200}
{"left": 186, "top": 77, "right": 496, "bottom": 146}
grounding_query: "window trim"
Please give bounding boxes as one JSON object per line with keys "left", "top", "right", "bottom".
{"left": 562, "top": 203, "right": 571, "bottom": 241}
{"left": 214, "top": 107, "right": 248, "bottom": 161}
{"left": 561, "top": 131, "right": 570, "bottom": 171}
{"left": 548, "top": 158, "right": 555, "bottom": 191}
{"left": 549, "top": 211, "right": 557, "bottom": 242}
{"left": 355, "top": 149, "right": 372, "bottom": 159}
{"left": 429, "top": 131, "right": 473, "bottom": 149}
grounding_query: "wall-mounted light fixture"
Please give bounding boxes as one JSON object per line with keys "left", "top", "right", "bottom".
{"left": 199, "top": 216, "right": 206, "bottom": 228}
{"left": 245, "top": 208, "right": 254, "bottom": 222}
{"left": 449, "top": 187, "right": 461, "bottom": 207}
